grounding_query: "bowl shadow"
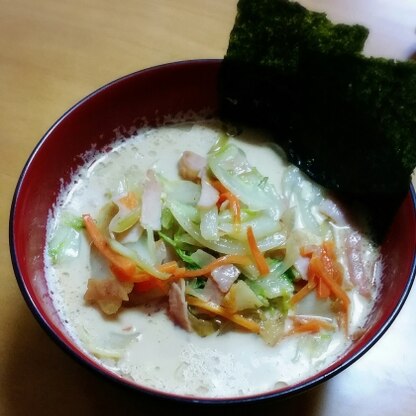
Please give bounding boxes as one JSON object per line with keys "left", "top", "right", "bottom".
{"left": 4, "top": 302, "right": 327, "bottom": 416}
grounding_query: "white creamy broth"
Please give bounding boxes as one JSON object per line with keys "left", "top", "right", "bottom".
{"left": 45, "top": 120, "right": 379, "bottom": 398}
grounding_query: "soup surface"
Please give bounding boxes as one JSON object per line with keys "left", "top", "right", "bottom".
{"left": 45, "top": 120, "right": 379, "bottom": 398}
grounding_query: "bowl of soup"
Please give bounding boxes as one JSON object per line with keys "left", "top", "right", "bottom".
{"left": 9, "top": 59, "right": 416, "bottom": 403}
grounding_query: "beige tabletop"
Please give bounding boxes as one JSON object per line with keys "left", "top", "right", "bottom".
{"left": 1, "top": 0, "right": 416, "bottom": 415}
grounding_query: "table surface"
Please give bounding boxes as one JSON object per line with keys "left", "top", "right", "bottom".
{"left": 1, "top": 0, "right": 416, "bottom": 415}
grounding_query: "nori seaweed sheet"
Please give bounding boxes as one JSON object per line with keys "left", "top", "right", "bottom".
{"left": 219, "top": 0, "right": 416, "bottom": 238}
{"left": 226, "top": 0, "right": 368, "bottom": 69}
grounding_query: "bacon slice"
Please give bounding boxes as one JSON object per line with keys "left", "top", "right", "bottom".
{"left": 201, "top": 278, "right": 224, "bottom": 305}
{"left": 168, "top": 279, "right": 192, "bottom": 331}
{"left": 178, "top": 151, "right": 207, "bottom": 182}
{"left": 211, "top": 264, "right": 240, "bottom": 293}
{"left": 345, "top": 231, "right": 372, "bottom": 297}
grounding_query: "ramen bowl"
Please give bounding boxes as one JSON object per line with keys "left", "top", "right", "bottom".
{"left": 9, "top": 59, "right": 416, "bottom": 404}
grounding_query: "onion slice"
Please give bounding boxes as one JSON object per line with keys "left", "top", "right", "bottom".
{"left": 140, "top": 170, "right": 162, "bottom": 231}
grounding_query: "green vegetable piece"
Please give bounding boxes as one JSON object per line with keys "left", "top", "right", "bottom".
{"left": 62, "top": 214, "right": 85, "bottom": 231}
{"left": 188, "top": 312, "right": 219, "bottom": 337}
{"left": 158, "top": 231, "right": 200, "bottom": 269}
{"left": 109, "top": 208, "right": 141, "bottom": 234}
{"left": 208, "top": 139, "right": 283, "bottom": 216}
{"left": 48, "top": 228, "right": 80, "bottom": 264}
{"left": 247, "top": 270, "right": 294, "bottom": 300}
{"left": 168, "top": 200, "right": 285, "bottom": 255}
{"left": 161, "top": 207, "right": 174, "bottom": 229}
{"left": 190, "top": 249, "right": 216, "bottom": 267}
{"left": 109, "top": 239, "right": 169, "bottom": 280}
{"left": 48, "top": 212, "right": 83, "bottom": 264}
{"left": 176, "top": 248, "right": 200, "bottom": 270}
{"left": 284, "top": 266, "right": 299, "bottom": 282}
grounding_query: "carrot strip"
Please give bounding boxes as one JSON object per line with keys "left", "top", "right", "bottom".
{"left": 216, "top": 193, "right": 228, "bottom": 209}
{"left": 217, "top": 191, "right": 241, "bottom": 226}
{"left": 289, "top": 316, "right": 335, "bottom": 334}
{"left": 120, "top": 261, "right": 185, "bottom": 283}
{"left": 210, "top": 180, "right": 241, "bottom": 226}
{"left": 158, "top": 261, "right": 179, "bottom": 273}
{"left": 317, "top": 277, "right": 331, "bottom": 298}
{"left": 291, "top": 321, "right": 322, "bottom": 334}
{"left": 181, "top": 254, "right": 252, "bottom": 278}
{"left": 210, "top": 180, "right": 229, "bottom": 194}
{"left": 109, "top": 264, "right": 145, "bottom": 283}
{"left": 323, "top": 242, "right": 343, "bottom": 284}
{"left": 226, "top": 192, "right": 241, "bottom": 226}
{"left": 296, "top": 241, "right": 350, "bottom": 334}
{"left": 322, "top": 240, "right": 336, "bottom": 258}
{"left": 84, "top": 214, "right": 173, "bottom": 285}
{"left": 132, "top": 253, "right": 251, "bottom": 283}
{"left": 309, "top": 256, "right": 331, "bottom": 299}
{"left": 84, "top": 214, "right": 139, "bottom": 278}
{"left": 186, "top": 296, "right": 260, "bottom": 333}
{"left": 307, "top": 245, "right": 350, "bottom": 311}
{"left": 133, "top": 280, "right": 157, "bottom": 293}
{"left": 172, "top": 266, "right": 186, "bottom": 278}
{"left": 133, "top": 278, "right": 169, "bottom": 295}
{"left": 318, "top": 270, "right": 350, "bottom": 312}
{"left": 247, "top": 226, "right": 270, "bottom": 276}
{"left": 290, "top": 280, "right": 317, "bottom": 305}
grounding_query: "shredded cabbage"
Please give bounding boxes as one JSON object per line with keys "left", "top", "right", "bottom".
{"left": 48, "top": 212, "right": 83, "bottom": 264}
{"left": 73, "top": 127, "right": 361, "bottom": 345}
{"left": 208, "top": 140, "right": 285, "bottom": 219}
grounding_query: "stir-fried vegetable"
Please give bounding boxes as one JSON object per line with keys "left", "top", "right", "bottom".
{"left": 56, "top": 132, "right": 375, "bottom": 345}
{"left": 48, "top": 212, "right": 84, "bottom": 264}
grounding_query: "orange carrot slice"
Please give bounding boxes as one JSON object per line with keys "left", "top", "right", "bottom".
{"left": 210, "top": 180, "right": 241, "bottom": 226}
{"left": 226, "top": 192, "right": 241, "bottom": 227}
{"left": 181, "top": 254, "right": 252, "bottom": 278}
{"left": 289, "top": 316, "right": 335, "bottom": 335}
{"left": 247, "top": 226, "right": 270, "bottom": 276}
{"left": 84, "top": 214, "right": 138, "bottom": 278}
{"left": 292, "top": 241, "right": 350, "bottom": 334}
{"left": 290, "top": 280, "right": 317, "bottom": 305}
{"left": 134, "top": 278, "right": 169, "bottom": 295}
{"left": 210, "top": 180, "right": 229, "bottom": 194}
{"left": 84, "top": 214, "right": 167, "bottom": 284}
